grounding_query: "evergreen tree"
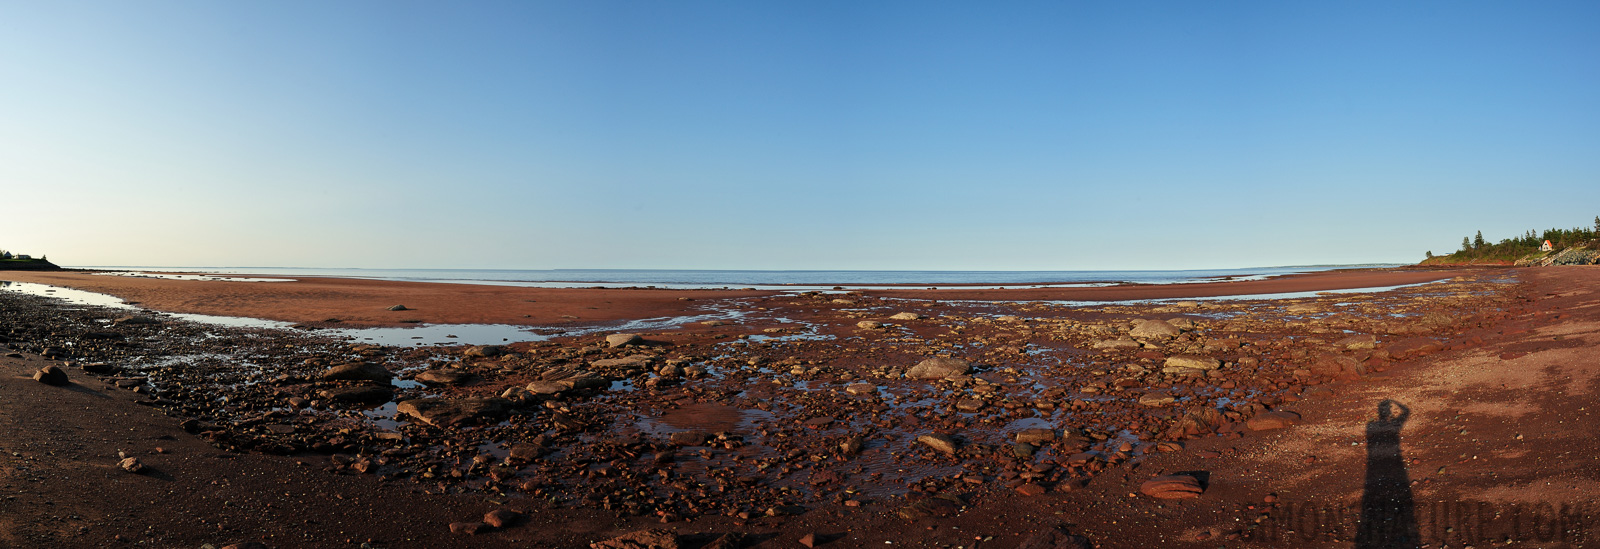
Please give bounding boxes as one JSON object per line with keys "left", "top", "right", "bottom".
{"left": 1461, "top": 236, "right": 1471, "bottom": 253}
{"left": 1473, "top": 231, "right": 1485, "bottom": 249}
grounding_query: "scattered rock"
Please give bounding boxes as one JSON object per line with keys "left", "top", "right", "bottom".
{"left": 220, "top": 543, "right": 270, "bottom": 549}
{"left": 856, "top": 320, "right": 884, "bottom": 330}
{"left": 387, "top": 304, "right": 409, "bottom": 311}
{"left": 799, "top": 532, "right": 819, "bottom": 548}
{"left": 1247, "top": 410, "right": 1302, "bottom": 431}
{"left": 905, "top": 357, "right": 972, "bottom": 379}
{"left": 32, "top": 365, "right": 69, "bottom": 386}
{"left": 118, "top": 457, "right": 145, "bottom": 473}
{"left": 1140, "top": 474, "right": 1204, "bottom": 499}
{"left": 889, "top": 312, "right": 922, "bottom": 320}
{"left": 844, "top": 382, "right": 877, "bottom": 395}
{"left": 605, "top": 334, "right": 643, "bottom": 348}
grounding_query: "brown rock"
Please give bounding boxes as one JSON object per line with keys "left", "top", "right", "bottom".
{"left": 917, "top": 433, "right": 958, "bottom": 455}
{"left": 449, "top": 522, "right": 486, "bottom": 535}
{"left": 1247, "top": 410, "right": 1302, "bottom": 431}
{"left": 896, "top": 494, "right": 963, "bottom": 519}
{"left": 317, "top": 384, "right": 393, "bottom": 404}
{"left": 1131, "top": 319, "right": 1181, "bottom": 339}
{"left": 32, "top": 365, "right": 69, "bottom": 386}
{"left": 605, "top": 333, "right": 644, "bottom": 348}
{"left": 395, "top": 397, "right": 512, "bottom": 427}
{"left": 1140, "top": 474, "right": 1204, "bottom": 499}
{"left": 463, "top": 345, "right": 504, "bottom": 357}
{"left": 118, "top": 457, "right": 145, "bottom": 473}
{"left": 1015, "top": 428, "right": 1056, "bottom": 444}
{"left": 484, "top": 509, "right": 522, "bottom": 528}
{"left": 1016, "top": 483, "right": 1047, "bottom": 496}
{"left": 320, "top": 362, "right": 391, "bottom": 382}
{"left": 905, "top": 357, "right": 972, "bottom": 379}
{"left": 414, "top": 369, "right": 475, "bottom": 386}
{"left": 1017, "top": 527, "right": 1093, "bottom": 549}
{"left": 1163, "top": 355, "right": 1220, "bottom": 370}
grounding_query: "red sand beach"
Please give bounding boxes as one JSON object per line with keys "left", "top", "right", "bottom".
{"left": 5, "top": 265, "right": 1597, "bottom": 548}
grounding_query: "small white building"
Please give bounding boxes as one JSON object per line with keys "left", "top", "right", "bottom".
{"left": 1540, "top": 240, "right": 1554, "bottom": 252}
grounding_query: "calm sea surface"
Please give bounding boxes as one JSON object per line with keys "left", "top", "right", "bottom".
{"left": 68, "top": 265, "right": 1402, "bottom": 289}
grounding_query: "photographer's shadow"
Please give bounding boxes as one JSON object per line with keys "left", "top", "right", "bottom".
{"left": 1357, "top": 399, "right": 1420, "bottom": 549}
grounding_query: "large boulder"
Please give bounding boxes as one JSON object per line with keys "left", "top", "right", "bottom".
{"left": 320, "top": 362, "right": 392, "bottom": 382}
{"left": 905, "top": 357, "right": 972, "bottom": 379}
{"left": 396, "top": 397, "right": 513, "bottom": 427}
{"left": 33, "top": 365, "right": 69, "bottom": 386}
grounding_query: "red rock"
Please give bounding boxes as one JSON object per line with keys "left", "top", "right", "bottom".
{"left": 1140, "top": 474, "right": 1204, "bottom": 499}
{"left": 1016, "top": 483, "right": 1047, "bottom": 496}
{"left": 449, "top": 522, "right": 486, "bottom": 535}
{"left": 484, "top": 509, "right": 521, "bottom": 528}
{"left": 1247, "top": 411, "right": 1302, "bottom": 431}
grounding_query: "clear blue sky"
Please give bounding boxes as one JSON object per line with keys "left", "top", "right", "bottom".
{"left": 3, "top": 1, "right": 1597, "bottom": 270}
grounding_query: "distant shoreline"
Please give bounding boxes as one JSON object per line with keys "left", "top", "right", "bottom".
{"left": 1, "top": 267, "right": 1461, "bottom": 329}
{"left": 61, "top": 264, "right": 1406, "bottom": 289}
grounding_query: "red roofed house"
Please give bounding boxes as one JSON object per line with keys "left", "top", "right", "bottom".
{"left": 1541, "top": 240, "right": 1554, "bottom": 252}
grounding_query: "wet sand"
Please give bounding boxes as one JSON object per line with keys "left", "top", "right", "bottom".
{"left": 0, "top": 268, "right": 1464, "bottom": 327}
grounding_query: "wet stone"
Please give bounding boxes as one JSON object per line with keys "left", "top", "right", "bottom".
{"left": 320, "top": 362, "right": 392, "bottom": 382}
{"left": 395, "top": 397, "right": 513, "bottom": 427}
{"left": 317, "top": 384, "right": 393, "bottom": 404}
{"left": 917, "top": 433, "right": 958, "bottom": 455}
{"left": 414, "top": 369, "right": 475, "bottom": 386}
{"left": 1015, "top": 428, "right": 1055, "bottom": 444}
{"left": 905, "top": 357, "right": 972, "bottom": 380}
{"left": 463, "top": 345, "right": 504, "bottom": 357}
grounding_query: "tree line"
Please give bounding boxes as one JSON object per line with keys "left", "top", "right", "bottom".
{"left": 1426, "top": 216, "right": 1600, "bottom": 262}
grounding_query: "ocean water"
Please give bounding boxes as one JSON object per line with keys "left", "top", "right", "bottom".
{"left": 70, "top": 264, "right": 1402, "bottom": 290}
